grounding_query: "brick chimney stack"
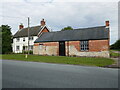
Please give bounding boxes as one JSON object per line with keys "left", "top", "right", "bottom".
{"left": 105, "top": 21, "right": 109, "bottom": 27}
{"left": 19, "top": 23, "right": 24, "bottom": 29}
{"left": 41, "top": 19, "right": 46, "bottom": 26}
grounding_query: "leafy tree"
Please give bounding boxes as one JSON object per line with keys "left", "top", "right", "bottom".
{"left": 1, "top": 25, "right": 12, "bottom": 54}
{"left": 110, "top": 39, "right": 120, "bottom": 50}
{"left": 61, "top": 26, "right": 73, "bottom": 31}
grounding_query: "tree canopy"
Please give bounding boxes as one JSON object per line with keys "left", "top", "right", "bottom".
{"left": 1, "top": 25, "right": 12, "bottom": 54}
{"left": 61, "top": 26, "right": 73, "bottom": 31}
{"left": 110, "top": 39, "right": 120, "bottom": 50}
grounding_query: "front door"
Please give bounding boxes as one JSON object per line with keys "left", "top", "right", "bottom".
{"left": 59, "top": 41, "right": 65, "bottom": 56}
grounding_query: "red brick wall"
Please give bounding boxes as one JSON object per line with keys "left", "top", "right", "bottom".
{"left": 41, "top": 27, "right": 49, "bottom": 33}
{"left": 38, "top": 27, "right": 49, "bottom": 37}
{"left": 66, "top": 40, "right": 109, "bottom": 52}
{"left": 34, "top": 42, "right": 58, "bottom": 46}
{"left": 42, "top": 42, "right": 59, "bottom": 55}
{"left": 34, "top": 40, "right": 109, "bottom": 56}
{"left": 42, "top": 42, "right": 58, "bottom": 46}
{"left": 89, "top": 40, "right": 109, "bottom": 52}
{"left": 65, "top": 41, "right": 80, "bottom": 51}
{"left": 34, "top": 42, "right": 59, "bottom": 55}
{"left": 34, "top": 43, "right": 39, "bottom": 46}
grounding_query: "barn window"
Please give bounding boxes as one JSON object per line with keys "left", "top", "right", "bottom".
{"left": 80, "top": 41, "right": 89, "bottom": 51}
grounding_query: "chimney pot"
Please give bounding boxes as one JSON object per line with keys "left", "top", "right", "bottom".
{"left": 41, "top": 19, "right": 45, "bottom": 26}
{"left": 19, "top": 23, "right": 24, "bottom": 29}
{"left": 105, "top": 21, "right": 109, "bottom": 27}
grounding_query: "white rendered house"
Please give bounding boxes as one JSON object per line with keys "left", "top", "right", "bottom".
{"left": 12, "top": 19, "right": 50, "bottom": 53}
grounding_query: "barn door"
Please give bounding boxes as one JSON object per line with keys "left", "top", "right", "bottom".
{"left": 59, "top": 41, "right": 66, "bottom": 56}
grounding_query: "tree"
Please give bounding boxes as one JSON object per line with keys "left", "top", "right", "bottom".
{"left": 110, "top": 39, "right": 120, "bottom": 50}
{"left": 61, "top": 26, "right": 73, "bottom": 31}
{"left": 1, "top": 25, "right": 12, "bottom": 54}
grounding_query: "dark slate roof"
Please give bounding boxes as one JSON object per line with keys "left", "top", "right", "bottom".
{"left": 13, "top": 26, "right": 44, "bottom": 38}
{"left": 34, "top": 26, "right": 109, "bottom": 43}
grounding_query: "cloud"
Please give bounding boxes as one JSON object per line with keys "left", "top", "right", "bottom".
{"left": 0, "top": 2, "right": 118, "bottom": 44}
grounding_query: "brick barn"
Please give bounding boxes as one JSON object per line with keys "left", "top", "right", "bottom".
{"left": 33, "top": 21, "right": 110, "bottom": 57}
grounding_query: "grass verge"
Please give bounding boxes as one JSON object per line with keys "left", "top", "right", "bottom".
{"left": 1, "top": 54, "right": 114, "bottom": 67}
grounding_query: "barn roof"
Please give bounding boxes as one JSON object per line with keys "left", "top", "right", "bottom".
{"left": 34, "top": 26, "right": 109, "bottom": 43}
{"left": 13, "top": 25, "right": 47, "bottom": 38}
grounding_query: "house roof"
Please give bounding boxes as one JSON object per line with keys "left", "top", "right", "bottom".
{"left": 34, "top": 26, "right": 109, "bottom": 43}
{"left": 13, "top": 25, "right": 47, "bottom": 38}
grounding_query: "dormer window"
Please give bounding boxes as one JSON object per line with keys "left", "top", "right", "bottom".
{"left": 16, "top": 38, "right": 20, "bottom": 42}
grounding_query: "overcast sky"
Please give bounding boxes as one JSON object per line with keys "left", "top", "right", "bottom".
{"left": 0, "top": 0, "right": 119, "bottom": 45}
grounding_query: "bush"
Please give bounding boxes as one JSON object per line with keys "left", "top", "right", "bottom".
{"left": 110, "top": 51, "right": 120, "bottom": 58}
{"left": 22, "top": 50, "right": 33, "bottom": 54}
{"left": 110, "top": 39, "right": 120, "bottom": 50}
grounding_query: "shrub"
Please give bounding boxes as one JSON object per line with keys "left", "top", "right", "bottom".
{"left": 22, "top": 50, "right": 33, "bottom": 54}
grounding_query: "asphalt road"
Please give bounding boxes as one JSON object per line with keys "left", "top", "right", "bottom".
{"left": 2, "top": 60, "right": 118, "bottom": 88}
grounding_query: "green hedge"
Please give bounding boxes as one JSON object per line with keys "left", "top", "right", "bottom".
{"left": 22, "top": 50, "right": 33, "bottom": 54}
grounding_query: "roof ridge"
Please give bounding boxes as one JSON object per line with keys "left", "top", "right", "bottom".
{"left": 21, "top": 25, "right": 41, "bottom": 30}
{"left": 74, "top": 26, "right": 106, "bottom": 30}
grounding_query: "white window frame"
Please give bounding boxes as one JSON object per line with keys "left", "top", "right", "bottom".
{"left": 29, "top": 36, "right": 34, "bottom": 40}
{"left": 29, "top": 45, "right": 33, "bottom": 50}
{"left": 16, "top": 38, "right": 20, "bottom": 42}
{"left": 16, "top": 46, "right": 20, "bottom": 51}
{"left": 80, "top": 41, "right": 89, "bottom": 51}
{"left": 23, "top": 38, "right": 25, "bottom": 42}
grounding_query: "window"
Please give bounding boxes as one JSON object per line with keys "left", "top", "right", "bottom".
{"left": 23, "top": 46, "right": 28, "bottom": 51}
{"left": 23, "top": 38, "right": 25, "bottom": 42}
{"left": 16, "top": 46, "right": 20, "bottom": 51}
{"left": 23, "top": 46, "right": 25, "bottom": 50}
{"left": 16, "top": 38, "right": 20, "bottom": 42}
{"left": 80, "top": 41, "right": 89, "bottom": 51}
{"left": 29, "top": 45, "right": 33, "bottom": 50}
{"left": 29, "top": 37, "right": 33, "bottom": 40}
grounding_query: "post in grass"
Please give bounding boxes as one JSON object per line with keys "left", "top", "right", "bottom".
{"left": 25, "top": 54, "right": 28, "bottom": 58}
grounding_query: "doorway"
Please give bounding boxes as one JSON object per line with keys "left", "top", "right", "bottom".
{"left": 59, "top": 41, "right": 66, "bottom": 56}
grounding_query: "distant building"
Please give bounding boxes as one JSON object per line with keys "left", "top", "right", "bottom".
{"left": 33, "top": 21, "right": 110, "bottom": 57}
{"left": 12, "top": 19, "right": 50, "bottom": 53}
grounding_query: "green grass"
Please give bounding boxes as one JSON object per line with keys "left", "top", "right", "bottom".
{"left": 1, "top": 54, "right": 114, "bottom": 67}
{"left": 110, "top": 49, "right": 120, "bottom": 51}
{"left": 110, "top": 51, "right": 120, "bottom": 57}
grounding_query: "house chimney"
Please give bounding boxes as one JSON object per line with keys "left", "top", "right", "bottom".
{"left": 19, "top": 23, "right": 24, "bottom": 29}
{"left": 105, "top": 21, "right": 109, "bottom": 27}
{"left": 41, "top": 19, "right": 45, "bottom": 26}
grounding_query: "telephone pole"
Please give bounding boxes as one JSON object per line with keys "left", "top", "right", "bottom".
{"left": 28, "top": 17, "right": 30, "bottom": 55}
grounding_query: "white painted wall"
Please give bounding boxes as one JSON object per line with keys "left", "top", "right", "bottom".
{"left": 12, "top": 36, "right": 38, "bottom": 53}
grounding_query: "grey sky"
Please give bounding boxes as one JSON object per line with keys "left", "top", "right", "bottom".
{"left": 0, "top": 1, "right": 118, "bottom": 44}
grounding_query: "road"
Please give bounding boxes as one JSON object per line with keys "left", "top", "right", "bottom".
{"left": 2, "top": 60, "right": 118, "bottom": 88}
